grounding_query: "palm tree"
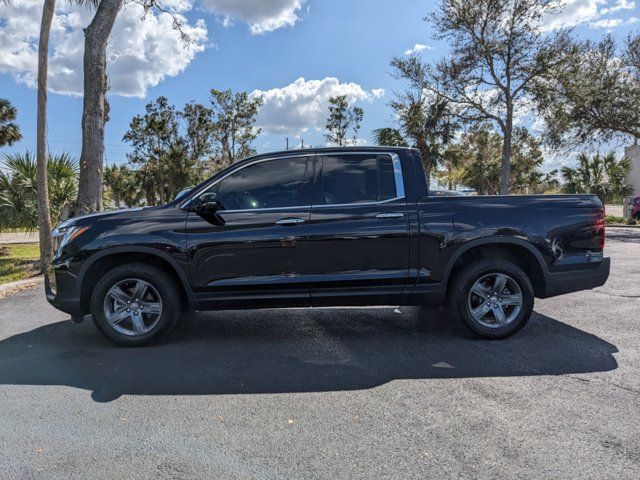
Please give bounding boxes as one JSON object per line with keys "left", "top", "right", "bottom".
{"left": 104, "top": 164, "right": 143, "bottom": 208}
{"left": 390, "top": 94, "right": 457, "bottom": 184}
{"left": 0, "top": 152, "right": 79, "bottom": 231}
{"left": 34, "top": 0, "right": 100, "bottom": 271}
{"left": 0, "top": 98, "right": 22, "bottom": 147}
{"left": 372, "top": 128, "right": 408, "bottom": 147}
{"left": 36, "top": 0, "right": 57, "bottom": 272}
{"left": 75, "top": 0, "right": 124, "bottom": 216}
{"left": 561, "top": 152, "right": 632, "bottom": 203}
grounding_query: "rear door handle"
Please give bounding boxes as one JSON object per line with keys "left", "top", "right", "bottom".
{"left": 376, "top": 212, "right": 404, "bottom": 219}
{"left": 275, "top": 217, "right": 306, "bottom": 226}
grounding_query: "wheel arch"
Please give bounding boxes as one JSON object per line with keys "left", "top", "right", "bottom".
{"left": 443, "top": 238, "right": 548, "bottom": 298}
{"left": 77, "top": 246, "right": 196, "bottom": 315}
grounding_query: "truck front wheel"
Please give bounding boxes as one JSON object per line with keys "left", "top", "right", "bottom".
{"left": 90, "top": 263, "right": 182, "bottom": 346}
{"left": 450, "top": 258, "right": 534, "bottom": 339}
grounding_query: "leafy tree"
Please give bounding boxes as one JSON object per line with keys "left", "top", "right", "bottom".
{"left": 0, "top": 152, "right": 78, "bottom": 231}
{"left": 372, "top": 128, "right": 408, "bottom": 147}
{"left": 453, "top": 124, "right": 547, "bottom": 194}
{"left": 433, "top": 144, "right": 467, "bottom": 190}
{"left": 209, "top": 89, "right": 263, "bottom": 168}
{"left": 123, "top": 97, "right": 214, "bottom": 205}
{"left": 392, "top": 0, "right": 570, "bottom": 193}
{"left": 325, "top": 95, "right": 364, "bottom": 147}
{"left": 510, "top": 127, "right": 546, "bottom": 192}
{"left": 561, "top": 152, "right": 633, "bottom": 204}
{"left": 0, "top": 99, "right": 21, "bottom": 148}
{"left": 534, "top": 33, "right": 640, "bottom": 148}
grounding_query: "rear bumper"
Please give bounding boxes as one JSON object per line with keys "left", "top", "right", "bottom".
{"left": 540, "top": 257, "right": 610, "bottom": 298}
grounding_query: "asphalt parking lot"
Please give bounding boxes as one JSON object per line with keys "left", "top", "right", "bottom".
{"left": 0, "top": 228, "right": 639, "bottom": 479}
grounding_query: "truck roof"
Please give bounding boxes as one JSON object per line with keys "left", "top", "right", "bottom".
{"left": 247, "top": 146, "right": 419, "bottom": 161}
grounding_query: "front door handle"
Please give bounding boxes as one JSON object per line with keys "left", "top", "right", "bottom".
{"left": 275, "top": 217, "right": 306, "bottom": 226}
{"left": 376, "top": 212, "right": 404, "bottom": 219}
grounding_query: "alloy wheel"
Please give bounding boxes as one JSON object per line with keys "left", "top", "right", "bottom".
{"left": 467, "top": 273, "right": 523, "bottom": 328}
{"left": 103, "top": 278, "right": 163, "bottom": 336}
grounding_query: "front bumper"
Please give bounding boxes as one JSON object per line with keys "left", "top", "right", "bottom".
{"left": 45, "top": 268, "right": 83, "bottom": 317}
{"left": 540, "top": 257, "right": 610, "bottom": 298}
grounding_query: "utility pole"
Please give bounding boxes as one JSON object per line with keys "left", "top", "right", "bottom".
{"left": 286, "top": 137, "right": 289, "bottom": 150}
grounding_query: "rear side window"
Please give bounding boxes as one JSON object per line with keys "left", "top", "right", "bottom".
{"left": 320, "top": 154, "right": 397, "bottom": 205}
{"left": 216, "top": 157, "right": 309, "bottom": 210}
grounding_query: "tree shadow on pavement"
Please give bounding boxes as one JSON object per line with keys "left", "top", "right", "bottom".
{"left": 0, "top": 307, "right": 618, "bottom": 402}
{"left": 607, "top": 229, "right": 640, "bottom": 244}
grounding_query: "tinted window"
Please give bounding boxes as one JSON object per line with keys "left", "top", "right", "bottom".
{"left": 216, "top": 157, "right": 309, "bottom": 210}
{"left": 378, "top": 155, "right": 396, "bottom": 201}
{"left": 321, "top": 154, "right": 397, "bottom": 205}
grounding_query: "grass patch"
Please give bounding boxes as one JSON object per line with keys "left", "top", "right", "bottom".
{"left": 0, "top": 243, "right": 40, "bottom": 285}
{"left": 605, "top": 215, "right": 638, "bottom": 225}
{"left": 0, "top": 228, "right": 37, "bottom": 233}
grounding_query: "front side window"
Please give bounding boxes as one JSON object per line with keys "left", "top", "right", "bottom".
{"left": 216, "top": 157, "right": 309, "bottom": 210}
{"left": 321, "top": 154, "right": 397, "bottom": 205}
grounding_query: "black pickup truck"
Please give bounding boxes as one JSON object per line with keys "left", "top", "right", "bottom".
{"left": 46, "top": 147, "right": 610, "bottom": 346}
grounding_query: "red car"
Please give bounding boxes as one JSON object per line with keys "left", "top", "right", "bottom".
{"left": 632, "top": 196, "right": 640, "bottom": 221}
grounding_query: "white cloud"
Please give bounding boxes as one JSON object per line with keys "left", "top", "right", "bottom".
{"left": 250, "top": 77, "right": 385, "bottom": 136}
{"left": 200, "top": 0, "right": 305, "bottom": 34}
{"left": 591, "top": 17, "right": 624, "bottom": 27}
{"left": 591, "top": 13, "right": 640, "bottom": 28}
{"left": 543, "top": 0, "right": 606, "bottom": 30}
{"left": 0, "top": 0, "right": 208, "bottom": 98}
{"left": 404, "top": 43, "right": 434, "bottom": 56}
{"left": 600, "top": 0, "right": 636, "bottom": 13}
{"left": 543, "top": 0, "right": 637, "bottom": 30}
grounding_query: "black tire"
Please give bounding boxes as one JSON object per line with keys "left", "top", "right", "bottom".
{"left": 449, "top": 258, "right": 534, "bottom": 339}
{"left": 90, "top": 263, "right": 182, "bottom": 347}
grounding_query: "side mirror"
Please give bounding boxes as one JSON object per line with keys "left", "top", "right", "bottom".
{"left": 175, "top": 187, "right": 194, "bottom": 201}
{"left": 192, "top": 192, "right": 221, "bottom": 215}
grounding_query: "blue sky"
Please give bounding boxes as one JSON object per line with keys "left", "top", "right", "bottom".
{"left": 1, "top": 0, "right": 639, "bottom": 170}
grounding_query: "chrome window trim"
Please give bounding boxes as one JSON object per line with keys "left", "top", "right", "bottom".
{"left": 182, "top": 151, "right": 405, "bottom": 212}
{"left": 216, "top": 205, "right": 313, "bottom": 214}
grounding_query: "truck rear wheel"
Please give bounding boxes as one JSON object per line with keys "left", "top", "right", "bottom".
{"left": 90, "top": 263, "right": 181, "bottom": 347}
{"left": 450, "top": 258, "right": 534, "bottom": 339}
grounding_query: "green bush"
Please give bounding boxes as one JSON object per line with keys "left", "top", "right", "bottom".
{"left": 605, "top": 215, "right": 625, "bottom": 224}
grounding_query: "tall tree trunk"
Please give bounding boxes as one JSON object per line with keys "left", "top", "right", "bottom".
{"left": 500, "top": 112, "right": 513, "bottom": 195}
{"left": 74, "top": 0, "right": 123, "bottom": 216}
{"left": 36, "top": 0, "right": 56, "bottom": 274}
{"left": 417, "top": 137, "right": 431, "bottom": 189}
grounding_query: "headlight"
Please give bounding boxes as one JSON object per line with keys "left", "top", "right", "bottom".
{"left": 52, "top": 225, "right": 89, "bottom": 254}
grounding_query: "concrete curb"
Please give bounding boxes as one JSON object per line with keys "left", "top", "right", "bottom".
{"left": 0, "top": 276, "right": 44, "bottom": 297}
{"left": 607, "top": 224, "right": 640, "bottom": 229}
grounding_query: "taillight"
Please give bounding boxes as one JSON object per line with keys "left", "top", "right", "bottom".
{"left": 593, "top": 207, "right": 605, "bottom": 249}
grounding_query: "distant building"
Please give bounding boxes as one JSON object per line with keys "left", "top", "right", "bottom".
{"left": 626, "top": 143, "right": 640, "bottom": 195}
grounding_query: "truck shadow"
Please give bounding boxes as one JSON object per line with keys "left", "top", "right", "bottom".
{"left": 0, "top": 307, "right": 618, "bottom": 402}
